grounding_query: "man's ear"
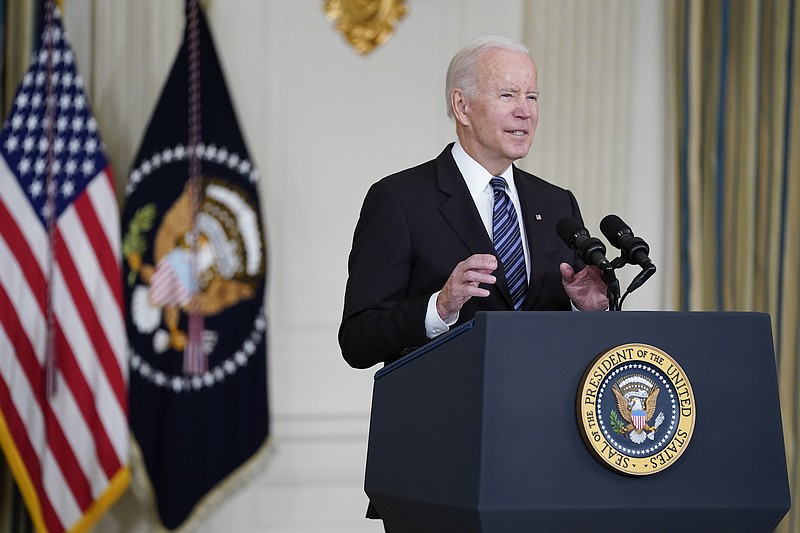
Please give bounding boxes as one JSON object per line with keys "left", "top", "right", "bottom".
{"left": 451, "top": 89, "right": 470, "bottom": 126}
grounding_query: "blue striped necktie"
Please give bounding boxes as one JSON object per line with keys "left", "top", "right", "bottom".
{"left": 490, "top": 177, "right": 528, "bottom": 310}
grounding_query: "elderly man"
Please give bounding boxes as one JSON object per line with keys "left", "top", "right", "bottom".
{"left": 340, "top": 35, "right": 609, "bottom": 530}
{"left": 339, "top": 36, "right": 607, "bottom": 372}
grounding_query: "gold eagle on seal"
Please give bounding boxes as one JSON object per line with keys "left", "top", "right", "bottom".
{"left": 611, "top": 374, "right": 664, "bottom": 445}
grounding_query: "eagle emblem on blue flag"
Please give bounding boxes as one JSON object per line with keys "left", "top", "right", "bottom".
{"left": 126, "top": 176, "right": 264, "bottom": 366}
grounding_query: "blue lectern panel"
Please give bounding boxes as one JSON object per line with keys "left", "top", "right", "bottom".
{"left": 366, "top": 311, "right": 790, "bottom": 532}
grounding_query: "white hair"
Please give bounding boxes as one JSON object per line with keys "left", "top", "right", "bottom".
{"left": 445, "top": 36, "right": 531, "bottom": 119}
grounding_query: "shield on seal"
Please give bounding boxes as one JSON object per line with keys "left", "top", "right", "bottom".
{"left": 632, "top": 409, "right": 647, "bottom": 432}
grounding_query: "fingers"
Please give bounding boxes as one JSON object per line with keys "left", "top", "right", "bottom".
{"left": 449, "top": 255, "right": 498, "bottom": 292}
{"left": 561, "top": 263, "right": 603, "bottom": 285}
{"left": 562, "top": 264, "right": 609, "bottom": 311}
{"left": 461, "top": 253, "right": 498, "bottom": 272}
{"left": 559, "top": 262, "right": 575, "bottom": 281}
{"left": 436, "top": 254, "right": 498, "bottom": 319}
{"left": 576, "top": 265, "right": 604, "bottom": 283}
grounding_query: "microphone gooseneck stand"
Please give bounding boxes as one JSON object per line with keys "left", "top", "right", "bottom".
{"left": 607, "top": 256, "right": 656, "bottom": 311}
{"left": 602, "top": 264, "right": 621, "bottom": 312}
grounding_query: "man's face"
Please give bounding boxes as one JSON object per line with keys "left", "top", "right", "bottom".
{"left": 457, "top": 49, "right": 539, "bottom": 175}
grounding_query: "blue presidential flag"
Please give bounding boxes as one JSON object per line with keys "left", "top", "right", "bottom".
{"left": 121, "top": 2, "right": 269, "bottom": 530}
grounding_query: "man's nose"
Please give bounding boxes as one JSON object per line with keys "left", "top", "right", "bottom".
{"left": 514, "top": 96, "right": 533, "bottom": 118}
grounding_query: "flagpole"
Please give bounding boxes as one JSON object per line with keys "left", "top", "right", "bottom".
{"left": 43, "top": 0, "right": 59, "bottom": 399}
{"left": 185, "top": 0, "right": 207, "bottom": 375}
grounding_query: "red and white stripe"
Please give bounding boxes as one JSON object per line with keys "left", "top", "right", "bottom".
{"left": 0, "top": 156, "right": 129, "bottom": 533}
{"left": 632, "top": 412, "right": 647, "bottom": 432}
{"left": 149, "top": 257, "right": 191, "bottom": 307}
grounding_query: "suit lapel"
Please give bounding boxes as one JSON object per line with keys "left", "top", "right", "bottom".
{"left": 435, "top": 148, "right": 514, "bottom": 308}
{"left": 515, "top": 166, "right": 548, "bottom": 309}
{"left": 435, "top": 147, "right": 494, "bottom": 255}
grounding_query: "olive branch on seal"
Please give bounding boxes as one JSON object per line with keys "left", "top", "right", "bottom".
{"left": 122, "top": 203, "right": 156, "bottom": 286}
{"left": 609, "top": 410, "right": 626, "bottom": 434}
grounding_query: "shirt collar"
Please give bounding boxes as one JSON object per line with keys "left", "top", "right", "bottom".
{"left": 451, "top": 140, "right": 515, "bottom": 199}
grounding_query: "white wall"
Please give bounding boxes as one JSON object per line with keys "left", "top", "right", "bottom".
{"left": 59, "top": 1, "right": 669, "bottom": 531}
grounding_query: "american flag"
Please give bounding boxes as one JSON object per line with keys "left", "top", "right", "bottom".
{"left": 0, "top": 4, "right": 129, "bottom": 533}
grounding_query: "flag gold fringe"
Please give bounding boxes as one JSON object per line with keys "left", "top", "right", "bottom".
{"left": 0, "top": 410, "right": 47, "bottom": 533}
{"left": 128, "top": 435, "right": 273, "bottom": 533}
{"left": 0, "top": 409, "right": 132, "bottom": 533}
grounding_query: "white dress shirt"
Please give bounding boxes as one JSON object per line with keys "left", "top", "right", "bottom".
{"left": 425, "top": 141, "right": 530, "bottom": 338}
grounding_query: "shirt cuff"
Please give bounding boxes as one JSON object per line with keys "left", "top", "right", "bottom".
{"left": 425, "top": 291, "right": 458, "bottom": 338}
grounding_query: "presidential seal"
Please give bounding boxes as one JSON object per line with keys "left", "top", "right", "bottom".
{"left": 577, "top": 343, "right": 696, "bottom": 475}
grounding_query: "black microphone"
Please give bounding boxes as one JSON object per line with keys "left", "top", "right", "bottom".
{"left": 599, "top": 214, "right": 655, "bottom": 270}
{"left": 556, "top": 217, "right": 611, "bottom": 269}
{"left": 557, "top": 217, "right": 620, "bottom": 310}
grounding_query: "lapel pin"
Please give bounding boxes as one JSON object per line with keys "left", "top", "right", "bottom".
{"left": 535, "top": 214, "right": 542, "bottom": 221}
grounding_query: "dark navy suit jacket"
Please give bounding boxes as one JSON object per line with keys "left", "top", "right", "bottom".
{"left": 339, "top": 144, "right": 586, "bottom": 369}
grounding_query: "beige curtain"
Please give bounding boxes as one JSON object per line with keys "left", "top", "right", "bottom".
{"left": 3, "top": 2, "right": 38, "bottom": 116}
{"left": 1, "top": 5, "right": 40, "bottom": 532}
{"left": 668, "top": 1, "right": 799, "bottom": 531}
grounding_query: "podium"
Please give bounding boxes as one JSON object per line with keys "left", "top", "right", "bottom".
{"left": 365, "top": 311, "right": 791, "bottom": 532}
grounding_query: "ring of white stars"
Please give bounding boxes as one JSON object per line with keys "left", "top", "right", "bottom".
{"left": 596, "top": 363, "right": 677, "bottom": 456}
{"left": 126, "top": 142, "right": 260, "bottom": 197}
{"left": 126, "top": 145, "right": 263, "bottom": 391}
{"left": 129, "top": 310, "right": 266, "bottom": 392}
